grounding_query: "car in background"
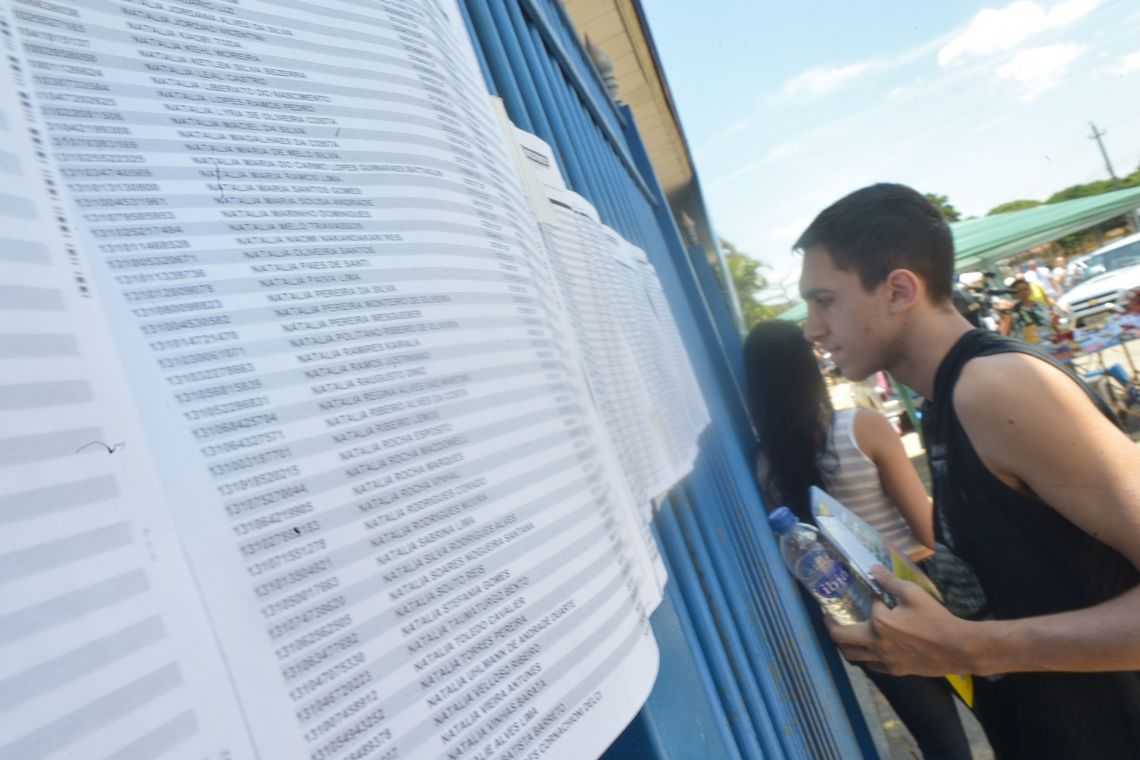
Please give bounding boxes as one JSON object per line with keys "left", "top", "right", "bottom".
{"left": 1058, "top": 232, "right": 1140, "bottom": 328}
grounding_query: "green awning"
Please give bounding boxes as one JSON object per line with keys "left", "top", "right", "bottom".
{"left": 950, "top": 185, "right": 1140, "bottom": 270}
{"left": 777, "top": 185, "right": 1140, "bottom": 323}
{"left": 777, "top": 299, "right": 808, "bottom": 323}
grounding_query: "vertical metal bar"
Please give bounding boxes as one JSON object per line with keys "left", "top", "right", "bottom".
{"left": 579, "top": 113, "right": 637, "bottom": 239}
{"left": 684, "top": 465, "right": 806, "bottom": 754}
{"left": 698, "top": 447, "right": 835, "bottom": 746}
{"left": 708, "top": 235, "right": 748, "bottom": 336}
{"left": 702, "top": 428, "right": 879, "bottom": 759}
{"left": 516, "top": 0, "right": 653, "bottom": 202}
{"left": 657, "top": 498, "right": 766, "bottom": 758}
{"left": 455, "top": 0, "right": 496, "bottom": 92}
{"left": 597, "top": 138, "right": 642, "bottom": 242}
{"left": 532, "top": 44, "right": 610, "bottom": 218}
{"left": 671, "top": 488, "right": 789, "bottom": 759}
{"left": 688, "top": 243, "right": 746, "bottom": 385}
{"left": 605, "top": 533, "right": 744, "bottom": 760}
{"left": 556, "top": 82, "right": 616, "bottom": 223}
{"left": 699, "top": 380, "right": 869, "bottom": 758}
{"left": 486, "top": 0, "right": 559, "bottom": 152}
{"left": 497, "top": 0, "right": 576, "bottom": 184}
{"left": 581, "top": 105, "right": 638, "bottom": 241}
{"left": 462, "top": 0, "right": 534, "bottom": 131}
{"left": 521, "top": 24, "right": 591, "bottom": 196}
{"left": 528, "top": 0, "right": 628, "bottom": 134}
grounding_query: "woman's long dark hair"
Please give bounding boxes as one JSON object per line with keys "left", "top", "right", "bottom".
{"left": 743, "top": 320, "right": 834, "bottom": 520}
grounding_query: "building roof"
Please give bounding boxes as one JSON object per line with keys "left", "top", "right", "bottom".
{"left": 560, "top": 0, "right": 695, "bottom": 201}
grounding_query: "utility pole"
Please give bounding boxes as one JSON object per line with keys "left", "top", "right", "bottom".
{"left": 1091, "top": 121, "right": 1140, "bottom": 231}
{"left": 1088, "top": 121, "right": 1122, "bottom": 190}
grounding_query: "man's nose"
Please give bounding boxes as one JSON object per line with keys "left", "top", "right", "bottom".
{"left": 803, "top": 311, "right": 826, "bottom": 343}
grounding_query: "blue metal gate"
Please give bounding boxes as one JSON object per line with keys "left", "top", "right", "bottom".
{"left": 458, "top": 1, "right": 878, "bottom": 757}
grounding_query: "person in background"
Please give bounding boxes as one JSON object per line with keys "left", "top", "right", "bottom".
{"left": 744, "top": 320, "right": 971, "bottom": 760}
{"left": 1123, "top": 286, "right": 1140, "bottom": 315}
{"left": 998, "top": 278, "right": 1054, "bottom": 344}
{"left": 1030, "top": 258, "right": 1059, "bottom": 300}
{"left": 1050, "top": 256, "right": 1069, "bottom": 295}
{"left": 951, "top": 280, "right": 985, "bottom": 328}
{"left": 1118, "top": 287, "right": 1140, "bottom": 333}
{"left": 797, "top": 183, "right": 1140, "bottom": 758}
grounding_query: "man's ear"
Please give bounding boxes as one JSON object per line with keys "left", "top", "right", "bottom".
{"left": 884, "top": 269, "right": 921, "bottom": 314}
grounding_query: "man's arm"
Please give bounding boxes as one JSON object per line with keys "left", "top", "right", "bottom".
{"left": 830, "top": 352, "right": 1140, "bottom": 676}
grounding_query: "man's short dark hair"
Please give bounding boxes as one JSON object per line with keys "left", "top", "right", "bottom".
{"left": 795, "top": 183, "right": 954, "bottom": 303}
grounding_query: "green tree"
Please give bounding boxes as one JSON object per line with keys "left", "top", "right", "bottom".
{"left": 1048, "top": 178, "right": 1123, "bottom": 203}
{"left": 923, "top": 193, "right": 961, "bottom": 222}
{"left": 988, "top": 199, "right": 1043, "bottom": 215}
{"left": 982, "top": 161, "right": 1140, "bottom": 255}
{"left": 719, "top": 238, "right": 775, "bottom": 329}
{"left": 1046, "top": 161, "right": 1140, "bottom": 203}
{"left": 1041, "top": 162, "right": 1140, "bottom": 253}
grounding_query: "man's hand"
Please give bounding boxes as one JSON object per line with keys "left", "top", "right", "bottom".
{"left": 827, "top": 566, "right": 977, "bottom": 676}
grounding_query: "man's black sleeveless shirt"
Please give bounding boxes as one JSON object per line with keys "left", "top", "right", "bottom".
{"left": 922, "top": 329, "right": 1140, "bottom": 759}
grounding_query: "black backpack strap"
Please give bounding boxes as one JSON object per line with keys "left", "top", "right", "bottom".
{"left": 972, "top": 338, "right": 1122, "bottom": 430}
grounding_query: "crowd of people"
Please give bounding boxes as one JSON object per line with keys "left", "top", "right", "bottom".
{"left": 748, "top": 185, "right": 1140, "bottom": 759}
{"left": 958, "top": 251, "right": 1140, "bottom": 346}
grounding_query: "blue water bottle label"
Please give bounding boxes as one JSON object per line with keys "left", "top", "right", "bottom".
{"left": 813, "top": 563, "right": 852, "bottom": 599}
{"left": 797, "top": 549, "right": 852, "bottom": 599}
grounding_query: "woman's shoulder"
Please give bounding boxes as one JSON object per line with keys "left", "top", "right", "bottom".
{"left": 840, "top": 406, "right": 888, "bottom": 434}
{"left": 831, "top": 407, "right": 859, "bottom": 428}
{"left": 848, "top": 407, "right": 896, "bottom": 458}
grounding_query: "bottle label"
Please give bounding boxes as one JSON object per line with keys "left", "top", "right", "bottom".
{"left": 814, "top": 563, "right": 852, "bottom": 599}
{"left": 797, "top": 549, "right": 852, "bottom": 599}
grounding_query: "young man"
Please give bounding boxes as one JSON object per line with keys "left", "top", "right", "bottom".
{"left": 796, "top": 183, "right": 1140, "bottom": 757}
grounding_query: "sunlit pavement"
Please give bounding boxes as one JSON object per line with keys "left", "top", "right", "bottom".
{"left": 844, "top": 660, "right": 993, "bottom": 760}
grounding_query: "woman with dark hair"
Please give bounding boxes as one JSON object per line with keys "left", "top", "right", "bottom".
{"left": 744, "top": 320, "right": 971, "bottom": 759}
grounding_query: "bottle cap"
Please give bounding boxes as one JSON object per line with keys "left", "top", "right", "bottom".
{"left": 768, "top": 506, "right": 796, "bottom": 535}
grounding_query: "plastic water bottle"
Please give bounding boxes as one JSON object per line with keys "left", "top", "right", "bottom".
{"left": 768, "top": 507, "right": 872, "bottom": 625}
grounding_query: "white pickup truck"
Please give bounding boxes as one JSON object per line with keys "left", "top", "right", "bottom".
{"left": 1058, "top": 232, "right": 1140, "bottom": 328}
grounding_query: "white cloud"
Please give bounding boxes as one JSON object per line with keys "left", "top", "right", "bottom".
{"left": 782, "top": 60, "right": 875, "bottom": 96}
{"left": 709, "top": 143, "right": 799, "bottom": 189}
{"left": 886, "top": 79, "right": 926, "bottom": 101}
{"left": 938, "top": 0, "right": 1101, "bottom": 65}
{"left": 995, "top": 43, "right": 1085, "bottom": 99}
{"left": 1046, "top": 0, "right": 1102, "bottom": 26}
{"left": 696, "top": 118, "right": 758, "bottom": 152}
{"left": 1102, "top": 48, "right": 1140, "bottom": 76}
{"left": 887, "top": 85, "right": 911, "bottom": 101}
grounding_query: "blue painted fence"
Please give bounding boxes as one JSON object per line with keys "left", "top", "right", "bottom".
{"left": 458, "top": 1, "right": 878, "bottom": 757}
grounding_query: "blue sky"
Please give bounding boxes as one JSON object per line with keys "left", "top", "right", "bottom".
{"left": 641, "top": 0, "right": 1140, "bottom": 301}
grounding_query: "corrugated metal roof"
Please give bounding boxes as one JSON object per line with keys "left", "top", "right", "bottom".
{"left": 777, "top": 185, "right": 1140, "bottom": 323}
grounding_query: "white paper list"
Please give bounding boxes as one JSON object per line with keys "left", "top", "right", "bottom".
{"left": 6, "top": 1, "right": 660, "bottom": 758}
{"left": 513, "top": 129, "right": 706, "bottom": 496}
{"left": 620, "top": 243, "right": 709, "bottom": 481}
{"left": 0, "top": 38, "right": 254, "bottom": 760}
